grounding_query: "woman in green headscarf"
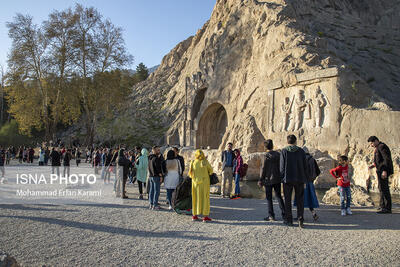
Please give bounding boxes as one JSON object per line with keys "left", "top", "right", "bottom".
{"left": 188, "top": 149, "right": 213, "bottom": 222}
{"left": 135, "top": 148, "right": 149, "bottom": 200}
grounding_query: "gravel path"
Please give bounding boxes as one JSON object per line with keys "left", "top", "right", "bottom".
{"left": 1, "top": 182, "right": 400, "bottom": 266}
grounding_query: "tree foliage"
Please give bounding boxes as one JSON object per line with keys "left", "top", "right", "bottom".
{"left": 5, "top": 4, "right": 133, "bottom": 144}
{"left": 135, "top": 63, "right": 149, "bottom": 82}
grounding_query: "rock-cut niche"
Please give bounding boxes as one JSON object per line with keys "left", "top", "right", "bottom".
{"left": 196, "top": 103, "right": 228, "bottom": 149}
{"left": 191, "top": 88, "right": 207, "bottom": 121}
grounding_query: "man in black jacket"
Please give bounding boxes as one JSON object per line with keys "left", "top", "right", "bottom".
{"left": 50, "top": 148, "right": 61, "bottom": 177}
{"left": 148, "top": 146, "right": 166, "bottom": 210}
{"left": 368, "top": 136, "right": 394, "bottom": 213}
{"left": 117, "top": 147, "right": 130, "bottom": 199}
{"left": 280, "top": 135, "right": 308, "bottom": 228}
{"left": 173, "top": 147, "right": 185, "bottom": 177}
{"left": 258, "top": 139, "right": 285, "bottom": 222}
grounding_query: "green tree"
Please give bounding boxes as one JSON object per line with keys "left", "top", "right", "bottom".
{"left": 135, "top": 63, "right": 149, "bottom": 82}
{"left": 5, "top": 5, "right": 133, "bottom": 145}
{"left": 0, "top": 120, "right": 34, "bottom": 146}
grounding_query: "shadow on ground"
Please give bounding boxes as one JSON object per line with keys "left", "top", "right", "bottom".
{"left": 0, "top": 214, "right": 220, "bottom": 241}
{"left": 208, "top": 196, "right": 400, "bottom": 230}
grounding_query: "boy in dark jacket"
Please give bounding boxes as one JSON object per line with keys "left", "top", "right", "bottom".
{"left": 258, "top": 139, "right": 285, "bottom": 221}
{"left": 280, "top": 135, "right": 308, "bottom": 228}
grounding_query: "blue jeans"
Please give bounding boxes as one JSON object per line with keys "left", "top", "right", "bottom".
{"left": 339, "top": 186, "right": 351, "bottom": 210}
{"left": 234, "top": 173, "right": 241, "bottom": 195}
{"left": 100, "top": 166, "right": 106, "bottom": 180}
{"left": 149, "top": 177, "right": 161, "bottom": 207}
{"left": 166, "top": 189, "right": 175, "bottom": 206}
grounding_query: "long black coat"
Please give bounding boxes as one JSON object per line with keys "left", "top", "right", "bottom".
{"left": 374, "top": 142, "right": 394, "bottom": 175}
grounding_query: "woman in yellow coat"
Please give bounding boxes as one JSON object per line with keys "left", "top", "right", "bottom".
{"left": 188, "top": 150, "right": 213, "bottom": 222}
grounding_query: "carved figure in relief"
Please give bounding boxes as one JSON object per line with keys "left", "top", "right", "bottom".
{"left": 281, "top": 96, "right": 293, "bottom": 131}
{"left": 291, "top": 90, "right": 307, "bottom": 131}
{"left": 312, "top": 86, "right": 327, "bottom": 128}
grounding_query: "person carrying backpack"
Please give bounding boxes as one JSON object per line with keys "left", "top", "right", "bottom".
{"left": 294, "top": 147, "right": 321, "bottom": 221}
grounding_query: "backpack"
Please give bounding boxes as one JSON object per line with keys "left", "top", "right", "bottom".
{"left": 306, "top": 155, "right": 321, "bottom": 182}
{"left": 239, "top": 163, "right": 248, "bottom": 177}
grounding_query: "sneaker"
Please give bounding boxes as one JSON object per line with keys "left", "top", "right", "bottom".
{"left": 168, "top": 205, "right": 173, "bottom": 210}
{"left": 149, "top": 205, "right": 153, "bottom": 210}
{"left": 264, "top": 216, "right": 276, "bottom": 222}
{"left": 203, "top": 216, "right": 212, "bottom": 222}
{"left": 192, "top": 215, "right": 199, "bottom": 221}
{"left": 153, "top": 206, "right": 161, "bottom": 210}
{"left": 346, "top": 207, "right": 352, "bottom": 215}
{"left": 299, "top": 221, "right": 304, "bottom": 228}
{"left": 341, "top": 209, "right": 346, "bottom": 216}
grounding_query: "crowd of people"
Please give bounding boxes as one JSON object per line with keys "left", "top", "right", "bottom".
{"left": 0, "top": 134, "right": 394, "bottom": 225}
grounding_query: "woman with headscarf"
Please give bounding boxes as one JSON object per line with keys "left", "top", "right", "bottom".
{"left": 232, "top": 149, "right": 243, "bottom": 199}
{"left": 188, "top": 150, "right": 213, "bottom": 222}
{"left": 164, "top": 150, "right": 182, "bottom": 210}
{"left": 135, "top": 148, "right": 149, "bottom": 200}
{"left": 294, "top": 147, "right": 321, "bottom": 221}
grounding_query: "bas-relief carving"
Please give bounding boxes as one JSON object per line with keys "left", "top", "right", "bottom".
{"left": 278, "top": 85, "right": 330, "bottom": 132}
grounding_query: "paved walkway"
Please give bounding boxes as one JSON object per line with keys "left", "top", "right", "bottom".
{"left": 1, "top": 184, "right": 400, "bottom": 266}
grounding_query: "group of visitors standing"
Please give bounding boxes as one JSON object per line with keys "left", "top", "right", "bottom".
{"left": 220, "top": 143, "right": 245, "bottom": 199}
{"left": 252, "top": 134, "right": 394, "bottom": 228}
{"left": 254, "top": 135, "right": 321, "bottom": 228}
{"left": 112, "top": 146, "right": 186, "bottom": 210}
{"left": 0, "top": 133, "right": 394, "bottom": 224}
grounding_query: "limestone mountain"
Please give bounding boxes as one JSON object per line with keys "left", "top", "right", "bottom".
{"left": 126, "top": 0, "right": 400, "bottom": 192}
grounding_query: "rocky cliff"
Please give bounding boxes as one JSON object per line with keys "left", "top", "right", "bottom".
{"left": 127, "top": 0, "right": 400, "bottom": 193}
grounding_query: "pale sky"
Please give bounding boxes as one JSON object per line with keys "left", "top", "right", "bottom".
{"left": 0, "top": 0, "right": 216, "bottom": 70}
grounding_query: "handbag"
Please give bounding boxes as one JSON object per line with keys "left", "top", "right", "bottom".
{"left": 209, "top": 173, "right": 219, "bottom": 185}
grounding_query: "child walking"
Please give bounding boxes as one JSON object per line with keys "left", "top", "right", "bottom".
{"left": 330, "top": 155, "right": 352, "bottom": 216}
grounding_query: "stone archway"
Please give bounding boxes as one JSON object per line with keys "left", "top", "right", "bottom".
{"left": 196, "top": 103, "right": 228, "bottom": 149}
{"left": 191, "top": 88, "right": 207, "bottom": 121}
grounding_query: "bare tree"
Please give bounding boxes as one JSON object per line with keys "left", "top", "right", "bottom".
{"left": 6, "top": 14, "right": 51, "bottom": 139}
{"left": 43, "top": 8, "right": 79, "bottom": 138}
{"left": 72, "top": 4, "right": 132, "bottom": 145}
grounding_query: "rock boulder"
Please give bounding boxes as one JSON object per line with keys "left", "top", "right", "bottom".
{"left": 322, "top": 185, "right": 374, "bottom": 207}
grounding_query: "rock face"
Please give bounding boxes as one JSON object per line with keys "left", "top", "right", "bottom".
{"left": 129, "top": 0, "right": 400, "bottom": 192}
{"left": 322, "top": 185, "right": 375, "bottom": 207}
